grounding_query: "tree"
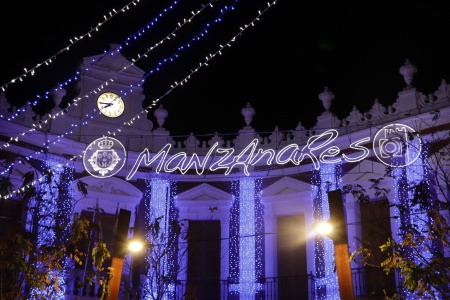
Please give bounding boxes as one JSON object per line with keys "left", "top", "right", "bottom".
{"left": 133, "top": 215, "right": 190, "bottom": 300}
{"left": 346, "top": 119, "right": 450, "bottom": 300}
{"left": 0, "top": 155, "right": 111, "bottom": 300}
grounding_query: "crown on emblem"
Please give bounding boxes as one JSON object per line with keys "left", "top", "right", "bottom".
{"left": 98, "top": 139, "right": 114, "bottom": 149}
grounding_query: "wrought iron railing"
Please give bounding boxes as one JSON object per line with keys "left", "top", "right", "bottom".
{"left": 173, "top": 274, "right": 315, "bottom": 300}
{"left": 351, "top": 266, "right": 401, "bottom": 299}
{"left": 68, "top": 268, "right": 404, "bottom": 299}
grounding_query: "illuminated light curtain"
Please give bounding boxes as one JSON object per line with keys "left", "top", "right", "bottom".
{"left": 143, "top": 177, "right": 178, "bottom": 300}
{"left": 28, "top": 156, "right": 74, "bottom": 300}
{"left": 420, "top": 143, "right": 447, "bottom": 299}
{"left": 228, "top": 177, "right": 264, "bottom": 300}
{"left": 407, "top": 140, "right": 430, "bottom": 260}
{"left": 394, "top": 141, "right": 440, "bottom": 298}
{"left": 56, "top": 163, "right": 75, "bottom": 297}
{"left": 312, "top": 163, "right": 341, "bottom": 300}
{"left": 418, "top": 143, "right": 444, "bottom": 255}
{"left": 390, "top": 144, "right": 421, "bottom": 299}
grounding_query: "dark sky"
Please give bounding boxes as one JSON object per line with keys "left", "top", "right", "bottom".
{"left": 2, "top": 1, "right": 450, "bottom": 136}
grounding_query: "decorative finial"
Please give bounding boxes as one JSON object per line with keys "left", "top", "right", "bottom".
{"left": 50, "top": 84, "right": 66, "bottom": 107}
{"left": 318, "top": 86, "right": 335, "bottom": 112}
{"left": 399, "top": 59, "right": 417, "bottom": 88}
{"left": 241, "top": 102, "right": 256, "bottom": 127}
{"left": 154, "top": 105, "right": 168, "bottom": 128}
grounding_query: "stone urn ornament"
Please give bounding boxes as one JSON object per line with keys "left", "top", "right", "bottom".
{"left": 399, "top": 59, "right": 417, "bottom": 88}
{"left": 241, "top": 102, "right": 255, "bottom": 127}
{"left": 318, "top": 86, "right": 335, "bottom": 112}
{"left": 154, "top": 104, "right": 168, "bottom": 128}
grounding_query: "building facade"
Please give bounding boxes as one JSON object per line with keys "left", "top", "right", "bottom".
{"left": 0, "top": 51, "right": 449, "bottom": 300}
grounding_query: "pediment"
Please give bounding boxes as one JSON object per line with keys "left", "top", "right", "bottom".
{"left": 262, "top": 176, "right": 310, "bottom": 196}
{"left": 82, "top": 52, "right": 145, "bottom": 79}
{"left": 177, "top": 183, "right": 231, "bottom": 201}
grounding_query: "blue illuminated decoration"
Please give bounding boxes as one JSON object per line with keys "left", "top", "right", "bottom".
{"left": 0, "top": 0, "right": 278, "bottom": 179}
{"left": 28, "top": 157, "right": 74, "bottom": 300}
{"left": 143, "top": 177, "right": 178, "bottom": 300}
{"left": 389, "top": 140, "right": 441, "bottom": 298}
{"left": 228, "top": 178, "right": 264, "bottom": 298}
{"left": 312, "top": 163, "right": 341, "bottom": 300}
{"left": 228, "top": 181, "right": 240, "bottom": 292}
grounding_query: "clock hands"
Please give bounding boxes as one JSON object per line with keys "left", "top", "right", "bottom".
{"left": 97, "top": 92, "right": 124, "bottom": 118}
{"left": 99, "top": 102, "right": 113, "bottom": 108}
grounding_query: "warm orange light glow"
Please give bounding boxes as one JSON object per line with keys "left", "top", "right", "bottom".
{"left": 128, "top": 240, "right": 144, "bottom": 252}
{"left": 314, "top": 222, "right": 332, "bottom": 235}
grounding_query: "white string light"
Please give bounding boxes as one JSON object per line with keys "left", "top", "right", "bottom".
{"left": 0, "top": 1, "right": 278, "bottom": 196}
{"left": 0, "top": 0, "right": 213, "bottom": 147}
{"left": 0, "top": 0, "right": 264, "bottom": 150}
{"left": 0, "top": 0, "right": 144, "bottom": 93}
{"left": 0, "top": 0, "right": 181, "bottom": 123}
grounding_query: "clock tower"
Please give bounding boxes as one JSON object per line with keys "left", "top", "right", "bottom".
{"left": 50, "top": 45, "right": 154, "bottom": 152}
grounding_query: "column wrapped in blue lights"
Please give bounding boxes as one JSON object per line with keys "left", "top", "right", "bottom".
{"left": 55, "top": 163, "right": 75, "bottom": 297}
{"left": 391, "top": 140, "right": 443, "bottom": 298}
{"left": 228, "top": 177, "right": 264, "bottom": 299}
{"left": 419, "top": 143, "right": 448, "bottom": 299}
{"left": 418, "top": 143, "right": 443, "bottom": 256}
{"left": 228, "top": 181, "right": 240, "bottom": 299}
{"left": 390, "top": 154, "right": 413, "bottom": 299}
{"left": 143, "top": 177, "right": 179, "bottom": 300}
{"left": 27, "top": 156, "right": 74, "bottom": 300}
{"left": 311, "top": 169, "right": 326, "bottom": 298}
{"left": 312, "top": 163, "right": 341, "bottom": 300}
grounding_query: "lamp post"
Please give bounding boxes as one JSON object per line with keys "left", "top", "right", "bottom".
{"left": 314, "top": 190, "right": 355, "bottom": 300}
{"left": 106, "top": 209, "right": 131, "bottom": 300}
{"left": 327, "top": 189, "right": 355, "bottom": 300}
{"left": 106, "top": 208, "right": 147, "bottom": 300}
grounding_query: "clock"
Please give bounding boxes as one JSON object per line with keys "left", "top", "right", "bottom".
{"left": 97, "top": 92, "right": 125, "bottom": 118}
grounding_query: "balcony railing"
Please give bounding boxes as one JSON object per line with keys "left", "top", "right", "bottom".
{"left": 68, "top": 268, "right": 405, "bottom": 299}
{"left": 170, "top": 269, "right": 399, "bottom": 300}
{"left": 172, "top": 274, "right": 315, "bottom": 300}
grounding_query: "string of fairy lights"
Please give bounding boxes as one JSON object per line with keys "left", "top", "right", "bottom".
{"left": 1, "top": 2, "right": 139, "bottom": 94}
{"left": 0, "top": 0, "right": 181, "bottom": 124}
{"left": 0, "top": 0, "right": 244, "bottom": 156}
{"left": 0, "top": 0, "right": 145, "bottom": 93}
{"left": 3, "top": 3, "right": 445, "bottom": 299}
{"left": 0, "top": 1, "right": 278, "bottom": 199}
{"left": 0, "top": 0, "right": 221, "bottom": 148}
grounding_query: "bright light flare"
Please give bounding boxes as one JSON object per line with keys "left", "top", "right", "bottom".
{"left": 128, "top": 240, "right": 144, "bottom": 252}
{"left": 314, "top": 222, "right": 332, "bottom": 235}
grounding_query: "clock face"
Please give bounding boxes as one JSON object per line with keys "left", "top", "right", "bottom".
{"left": 97, "top": 92, "right": 125, "bottom": 118}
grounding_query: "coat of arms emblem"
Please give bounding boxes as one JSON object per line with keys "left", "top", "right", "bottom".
{"left": 83, "top": 137, "right": 126, "bottom": 178}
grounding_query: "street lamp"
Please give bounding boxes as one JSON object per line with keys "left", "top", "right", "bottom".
{"left": 128, "top": 239, "right": 144, "bottom": 252}
{"left": 313, "top": 190, "right": 355, "bottom": 300}
{"left": 106, "top": 238, "right": 146, "bottom": 300}
{"left": 106, "top": 209, "right": 142, "bottom": 300}
{"left": 327, "top": 189, "right": 355, "bottom": 300}
{"left": 314, "top": 221, "right": 333, "bottom": 236}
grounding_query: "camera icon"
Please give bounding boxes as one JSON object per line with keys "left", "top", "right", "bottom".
{"left": 378, "top": 135, "right": 406, "bottom": 158}
{"left": 373, "top": 123, "right": 420, "bottom": 167}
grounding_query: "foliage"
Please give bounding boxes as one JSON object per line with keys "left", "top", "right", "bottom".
{"left": 0, "top": 157, "right": 111, "bottom": 300}
{"left": 345, "top": 124, "right": 450, "bottom": 300}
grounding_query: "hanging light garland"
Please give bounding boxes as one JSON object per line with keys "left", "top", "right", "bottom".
{"left": 0, "top": 0, "right": 232, "bottom": 149}
{"left": 0, "top": 1, "right": 276, "bottom": 199}
{"left": 0, "top": 0, "right": 146, "bottom": 93}
{"left": 0, "top": 1, "right": 278, "bottom": 183}
{"left": 0, "top": 0, "right": 181, "bottom": 123}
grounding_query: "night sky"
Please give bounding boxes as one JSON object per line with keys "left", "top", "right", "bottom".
{"left": 2, "top": 1, "right": 450, "bottom": 136}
